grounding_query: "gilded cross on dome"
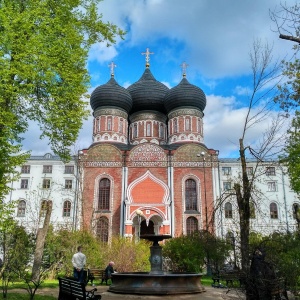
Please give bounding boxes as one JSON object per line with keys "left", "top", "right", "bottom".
{"left": 108, "top": 61, "right": 117, "bottom": 77}
{"left": 180, "top": 61, "right": 189, "bottom": 77}
{"left": 141, "top": 48, "right": 154, "bottom": 68}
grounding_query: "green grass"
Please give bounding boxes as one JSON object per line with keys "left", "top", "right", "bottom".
{"left": 201, "top": 275, "right": 213, "bottom": 286}
{"left": 0, "top": 293, "right": 56, "bottom": 300}
{"left": 6, "top": 280, "right": 58, "bottom": 290}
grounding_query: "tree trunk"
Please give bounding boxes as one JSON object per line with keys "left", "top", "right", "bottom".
{"left": 31, "top": 201, "right": 52, "bottom": 282}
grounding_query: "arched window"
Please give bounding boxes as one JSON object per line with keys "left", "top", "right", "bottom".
{"left": 17, "top": 200, "right": 26, "bottom": 217}
{"left": 146, "top": 122, "right": 151, "bottom": 136}
{"left": 96, "top": 217, "right": 109, "bottom": 242}
{"left": 159, "top": 124, "right": 164, "bottom": 138}
{"left": 185, "top": 179, "right": 197, "bottom": 211}
{"left": 98, "top": 178, "right": 110, "bottom": 210}
{"left": 107, "top": 117, "right": 112, "bottom": 130}
{"left": 133, "top": 124, "right": 138, "bottom": 138}
{"left": 63, "top": 200, "right": 71, "bottom": 217}
{"left": 225, "top": 202, "right": 233, "bottom": 218}
{"left": 293, "top": 203, "right": 300, "bottom": 219}
{"left": 185, "top": 117, "right": 191, "bottom": 131}
{"left": 186, "top": 217, "right": 198, "bottom": 235}
{"left": 174, "top": 119, "right": 178, "bottom": 133}
{"left": 119, "top": 119, "right": 123, "bottom": 133}
{"left": 270, "top": 202, "right": 278, "bottom": 219}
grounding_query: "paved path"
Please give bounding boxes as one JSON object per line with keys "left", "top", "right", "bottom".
{"left": 27, "top": 284, "right": 245, "bottom": 300}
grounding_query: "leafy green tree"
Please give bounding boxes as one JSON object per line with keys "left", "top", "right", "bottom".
{"left": 0, "top": 223, "right": 34, "bottom": 298}
{"left": 250, "top": 232, "right": 300, "bottom": 297}
{"left": 101, "top": 236, "right": 151, "bottom": 272}
{"left": 163, "top": 231, "right": 230, "bottom": 273}
{"left": 271, "top": 2, "right": 300, "bottom": 195}
{"left": 0, "top": 0, "right": 125, "bottom": 202}
{"left": 45, "top": 228, "right": 104, "bottom": 277}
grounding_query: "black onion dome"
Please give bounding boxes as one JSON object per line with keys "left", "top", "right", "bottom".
{"left": 90, "top": 77, "right": 133, "bottom": 113}
{"left": 164, "top": 77, "right": 206, "bottom": 113}
{"left": 127, "top": 68, "right": 169, "bottom": 114}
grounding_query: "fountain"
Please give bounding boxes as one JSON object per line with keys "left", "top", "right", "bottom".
{"left": 108, "top": 234, "right": 205, "bottom": 295}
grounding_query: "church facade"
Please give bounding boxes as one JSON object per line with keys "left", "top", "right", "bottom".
{"left": 7, "top": 50, "right": 300, "bottom": 242}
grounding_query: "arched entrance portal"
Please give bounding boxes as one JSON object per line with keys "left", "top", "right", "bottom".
{"left": 140, "top": 220, "right": 154, "bottom": 235}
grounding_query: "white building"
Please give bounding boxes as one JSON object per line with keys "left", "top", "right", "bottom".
{"left": 215, "top": 159, "right": 300, "bottom": 240}
{"left": 5, "top": 154, "right": 299, "bottom": 238}
{"left": 6, "top": 153, "right": 78, "bottom": 232}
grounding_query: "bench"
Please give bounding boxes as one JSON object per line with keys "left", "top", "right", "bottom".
{"left": 58, "top": 277, "right": 101, "bottom": 300}
{"left": 87, "top": 269, "right": 108, "bottom": 285}
{"left": 212, "top": 270, "right": 244, "bottom": 287}
{"left": 220, "top": 270, "right": 243, "bottom": 287}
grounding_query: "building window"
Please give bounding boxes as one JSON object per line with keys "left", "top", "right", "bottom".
{"left": 43, "top": 165, "right": 52, "bottom": 173}
{"left": 133, "top": 124, "right": 138, "bottom": 138}
{"left": 98, "top": 178, "right": 110, "bottom": 210}
{"left": 159, "top": 124, "right": 164, "bottom": 138}
{"left": 223, "top": 181, "right": 231, "bottom": 191}
{"left": 225, "top": 202, "right": 233, "bottom": 218}
{"left": 174, "top": 119, "right": 178, "bottom": 133}
{"left": 63, "top": 200, "right": 71, "bottom": 217}
{"left": 292, "top": 203, "right": 300, "bottom": 220}
{"left": 146, "top": 122, "right": 151, "bottom": 136}
{"left": 186, "top": 217, "right": 198, "bottom": 235}
{"left": 266, "top": 167, "right": 276, "bottom": 176}
{"left": 198, "top": 119, "right": 201, "bottom": 133}
{"left": 119, "top": 119, "right": 123, "bottom": 133}
{"left": 222, "top": 167, "right": 231, "bottom": 175}
{"left": 185, "top": 117, "right": 191, "bottom": 131}
{"left": 17, "top": 200, "right": 26, "bottom": 217}
{"left": 246, "top": 167, "right": 253, "bottom": 176}
{"left": 267, "top": 181, "right": 277, "bottom": 192}
{"left": 96, "top": 217, "right": 109, "bottom": 242}
{"left": 21, "top": 179, "right": 28, "bottom": 189}
{"left": 107, "top": 117, "right": 112, "bottom": 130}
{"left": 42, "top": 179, "right": 51, "bottom": 189}
{"left": 185, "top": 179, "right": 197, "bottom": 211}
{"left": 65, "top": 165, "right": 74, "bottom": 174}
{"left": 65, "top": 180, "right": 72, "bottom": 189}
{"left": 21, "top": 165, "right": 30, "bottom": 174}
{"left": 270, "top": 202, "right": 278, "bottom": 219}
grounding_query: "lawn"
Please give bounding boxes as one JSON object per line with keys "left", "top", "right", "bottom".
{"left": 0, "top": 294, "right": 56, "bottom": 300}
{"left": 1, "top": 280, "right": 58, "bottom": 299}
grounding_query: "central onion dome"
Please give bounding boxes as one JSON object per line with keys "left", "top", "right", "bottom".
{"left": 90, "top": 76, "right": 133, "bottom": 113}
{"left": 127, "top": 68, "right": 169, "bottom": 114}
{"left": 164, "top": 76, "right": 206, "bottom": 113}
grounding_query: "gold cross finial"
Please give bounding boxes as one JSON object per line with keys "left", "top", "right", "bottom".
{"left": 180, "top": 61, "right": 189, "bottom": 77}
{"left": 141, "top": 48, "right": 154, "bottom": 68}
{"left": 108, "top": 61, "right": 117, "bottom": 77}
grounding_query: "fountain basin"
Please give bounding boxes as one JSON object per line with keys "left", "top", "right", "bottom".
{"left": 109, "top": 272, "right": 204, "bottom": 295}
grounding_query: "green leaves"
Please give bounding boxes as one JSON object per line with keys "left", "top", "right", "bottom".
{"left": 0, "top": 0, "right": 125, "bottom": 199}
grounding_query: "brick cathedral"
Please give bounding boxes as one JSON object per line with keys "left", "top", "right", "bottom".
{"left": 79, "top": 49, "right": 219, "bottom": 241}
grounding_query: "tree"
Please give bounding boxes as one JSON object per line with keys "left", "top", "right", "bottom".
{"left": 0, "top": 223, "right": 34, "bottom": 298}
{"left": 270, "top": 3, "right": 300, "bottom": 195}
{"left": 213, "top": 40, "right": 288, "bottom": 299}
{"left": 162, "top": 231, "right": 230, "bottom": 273}
{"left": 0, "top": 0, "right": 125, "bottom": 202}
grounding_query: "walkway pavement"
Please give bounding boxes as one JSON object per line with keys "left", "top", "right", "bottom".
{"left": 28, "top": 284, "right": 246, "bottom": 300}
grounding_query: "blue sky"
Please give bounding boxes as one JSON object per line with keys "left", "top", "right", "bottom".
{"left": 24, "top": 0, "right": 296, "bottom": 158}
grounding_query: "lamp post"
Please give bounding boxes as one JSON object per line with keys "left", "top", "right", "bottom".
{"left": 136, "top": 209, "right": 143, "bottom": 241}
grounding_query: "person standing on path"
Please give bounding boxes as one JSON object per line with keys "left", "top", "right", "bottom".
{"left": 72, "top": 246, "right": 86, "bottom": 283}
